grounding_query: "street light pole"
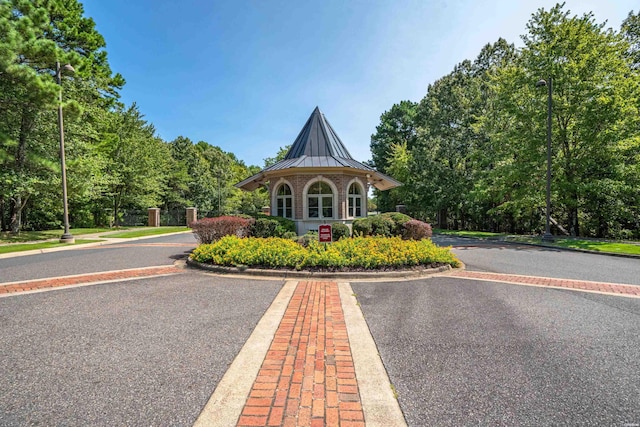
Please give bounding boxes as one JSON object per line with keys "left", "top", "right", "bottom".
{"left": 56, "top": 61, "right": 75, "bottom": 243}
{"left": 536, "top": 77, "right": 554, "bottom": 242}
{"left": 217, "top": 171, "right": 222, "bottom": 215}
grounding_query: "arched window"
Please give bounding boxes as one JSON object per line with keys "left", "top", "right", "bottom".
{"left": 276, "top": 184, "right": 293, "bottom": 218}
{"left": 307, "top": 181, "right": 333, "bottom": 219}
{"left": 348, "top": 183, "right": 363, "bottom": 217}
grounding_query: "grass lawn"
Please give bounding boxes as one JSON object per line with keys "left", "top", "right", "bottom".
{"left": 504, "top": 235, "right": 640, "bottom": 256}
{"left": 0, "top": 227, "right": 123, "bottom": 244}
{"left": 433, "top": 229, "right": 506, "bottom": 239}
{"left": 435, "top": 229, "right": 640, "bottom": 256}
{"left": 101, "top": 226, "right": 189, "bottom": 238}
{"left": 0, "top": 239, "right": 102, "bottom": 255}
{"left": 550, "top": 238, "right": 640, "bottom": 255}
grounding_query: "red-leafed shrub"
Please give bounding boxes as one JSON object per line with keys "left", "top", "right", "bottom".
{"left": 191, "top": 216, "right": 255, "bottom": 244}
{"left": 402, "top": 219, "right": 432, "bottom": 240}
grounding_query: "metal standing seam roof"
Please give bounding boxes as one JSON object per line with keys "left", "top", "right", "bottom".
{"left": 235, "top": 107, "right": 402, "bottom": 191}
{"left": 284, "top": 107, "right": 353, "bottom": 160}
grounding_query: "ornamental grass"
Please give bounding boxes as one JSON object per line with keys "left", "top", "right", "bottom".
{"left": 191, "top": 235, "right": 460, "bottom": 270}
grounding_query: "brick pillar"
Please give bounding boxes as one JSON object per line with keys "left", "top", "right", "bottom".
{"left": 148, "top": 208, "right": 160, "bottom": 227}
{"left": 186, "top": 207, "right": 197, "bottom": 227}
{"left": 261, "top": 206, "right": 270, "bottom": 216}
{"left": 396, "top": 204, "right": 407, "bottom": 214}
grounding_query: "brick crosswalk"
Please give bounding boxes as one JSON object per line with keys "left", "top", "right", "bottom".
{"left": 237, "top": 281, "right": 364, "bottom": 427}
{"left": 0, "top": 266, "right": 182, "bottom": 295}
{"left": 450, "top": 270, "right": 640, "bottom": 297}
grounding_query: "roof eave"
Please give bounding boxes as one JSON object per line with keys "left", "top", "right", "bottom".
{"left": 368, "top": 171, "right": 402, "bottom": 191}
{"left": 236, "top": 167, "right": 402, "bottom": 192}
{"left": 235, "top": 172, "right": 267, "bottom": 191}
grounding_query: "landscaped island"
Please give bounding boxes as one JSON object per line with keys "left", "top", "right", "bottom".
{"left": 189, "top": 213, "right": 460, "bottom": 272}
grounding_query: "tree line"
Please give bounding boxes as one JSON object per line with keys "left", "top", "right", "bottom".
{"left": 0, "top": 0, "right": 268, "bottom": 233}
{"left": 370, "top": 4, "right": 640, "bottom": 239}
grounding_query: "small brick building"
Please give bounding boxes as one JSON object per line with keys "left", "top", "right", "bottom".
{"left": 236, "top": 107, "right": 400, "bottom": 235}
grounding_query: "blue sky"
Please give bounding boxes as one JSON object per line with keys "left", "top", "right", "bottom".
{"left": 82, "top": 0, "right": 637, "bottom": 167}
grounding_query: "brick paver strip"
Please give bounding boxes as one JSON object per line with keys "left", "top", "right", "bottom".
{"left": 238, "top": 281, "right": 364, "bottom": 427}
{"left": 451, "top": 270, "right": 640, "bottom": 297}
{"left": 0, "top": 266, "right": 182, "bottom": 295}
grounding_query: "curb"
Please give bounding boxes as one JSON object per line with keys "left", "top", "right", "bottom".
{"left": 186, "top": 258, "right": 453, "bottom": 280}
{"left": 339, "top": 282, "right": 407, "bottom": 426}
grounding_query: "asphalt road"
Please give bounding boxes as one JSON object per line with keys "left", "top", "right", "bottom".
{"left": 0, "top": 233, "right": 198, "bottom": 284}
{"left": 353, "top": 278, "right": 640, "bottom": 426}
{"left": 3, "top": 232, "right": 639, "bottom": 426}
{"left": 0, "top": 272, "right": 283, "bottom": 426}
{"left": 432, "top": 235, "right": 640, "bottom": 285}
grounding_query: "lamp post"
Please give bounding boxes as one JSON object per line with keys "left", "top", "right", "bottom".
{"left": 536, "top": 77, "right": 554, "bottom": 242}
{"left": 56, "top": 61, "right": 75, "bottom": 243}
{"left": 217, "top": 171, "right": 222, "bottom": 215}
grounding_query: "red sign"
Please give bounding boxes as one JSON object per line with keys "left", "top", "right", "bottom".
{"left": 318, "top": 224, "right": 332, "bottom": 243}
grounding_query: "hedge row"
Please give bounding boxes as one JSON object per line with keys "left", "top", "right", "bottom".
{"left": 352, "top": 212, "right": 432, "bottom": 240}
{"left": 192, "top": 215, "right": 296, "bottom": 244}
{"left": 191, "top": 235, "right": 460, "bottom": 270}
{"left": 192, "top": 213, "right": 432, "bottom": 244}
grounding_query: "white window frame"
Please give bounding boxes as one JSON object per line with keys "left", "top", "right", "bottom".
{"left": 303, "top": 178, "right": 337, "bottom": 220}
{"left": 275, "top": 182, "right": 293, "bottom": 219}
{"left": 347, "top": 181, "right": 365, "bottom": 218}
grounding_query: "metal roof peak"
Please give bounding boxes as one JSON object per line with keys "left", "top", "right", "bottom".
{"left": 284, "top": 107, "right": 354, "bottom": 160}
{"left": 235, "top": 106, "right": 402, "bottom": 192}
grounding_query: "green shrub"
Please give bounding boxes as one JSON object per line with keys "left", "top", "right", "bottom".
{"left": 352, "top": 217, "right": 372, "bottom": 237}
{"left": 297, "top": 231, "right": 318, "bottom": 247}
{"left": 381, "top": 212, "right": 412, "bottom": 235}
{"left": 256, "top": 214, "right": 295, "bottom": 233}
{"left": 251, "top": 218, "right": 280, "bottom": 238}
{"left": 282, "top": 231, "right": 298, "bottom": 240}
{"left": 191, "top": 235, "right": 460, "bottom": 269}
{"left": 354, "top": 213, "right": 415, "bottom": 237}
{"left": 331, "top": 223, "right": 350, "bottom": 240}
{"left": 370, "top": 215, "right": 395, "bottom": 236}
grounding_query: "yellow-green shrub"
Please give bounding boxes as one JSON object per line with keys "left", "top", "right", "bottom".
{"left": 191, "top": 235, "right": 459, "bottom": 269}
{"left": 191, "top": 236, "right": 306, "bottom": 268}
